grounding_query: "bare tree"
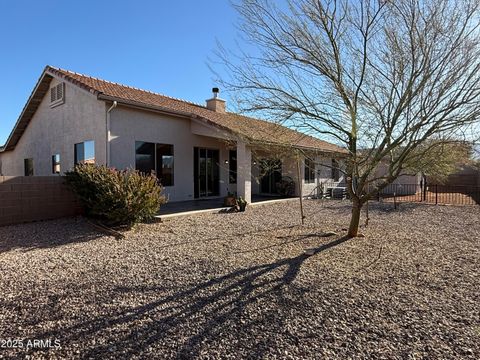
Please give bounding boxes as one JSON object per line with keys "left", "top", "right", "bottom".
{"left": 216, "top": 0, "right": 480, "bottom": 237}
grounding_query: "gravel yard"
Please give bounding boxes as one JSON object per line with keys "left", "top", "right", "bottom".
{"left": 0, "top": 200, "right": 479, "bottom": 359}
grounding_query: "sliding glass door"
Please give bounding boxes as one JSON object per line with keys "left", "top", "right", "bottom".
{"left": 194, "top": 147, "right": 220, "bottom": 198}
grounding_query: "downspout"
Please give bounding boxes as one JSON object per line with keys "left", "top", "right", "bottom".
{"left": 106, "top": 101, "right": 117, "bottom": 167}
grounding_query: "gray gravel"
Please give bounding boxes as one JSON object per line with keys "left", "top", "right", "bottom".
{"left": 0, "top": 200, "right": 479, "bottom": 359}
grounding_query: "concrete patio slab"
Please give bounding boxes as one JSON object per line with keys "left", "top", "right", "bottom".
{"left": 155, "top": 196, "right": 298, "bottom": 221}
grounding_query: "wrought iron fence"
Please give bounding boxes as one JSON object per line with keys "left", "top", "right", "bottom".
{"left": 374, "top": 183, "right": 480, "bottom": 206}
{"left": 310, "top": 182, "right": 480, "bottom": 206}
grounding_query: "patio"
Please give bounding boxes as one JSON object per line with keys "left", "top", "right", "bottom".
{"left": 158, "top": 195, "right": 293, "bottom": 215}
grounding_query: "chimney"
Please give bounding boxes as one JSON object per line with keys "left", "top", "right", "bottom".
{"left": 206, "top": 87, "right": 226, "bottom": 113}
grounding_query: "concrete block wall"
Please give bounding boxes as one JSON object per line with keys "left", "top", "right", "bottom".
{"left": 0, "top": 176, "right": 82, "bottom": 227}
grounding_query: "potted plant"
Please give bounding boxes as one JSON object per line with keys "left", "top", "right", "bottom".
{"left": 237, "top": 196, "right": 248, "bottom": 212}
{"left": 224, "top": 191, "right": 237, "bottom": 206}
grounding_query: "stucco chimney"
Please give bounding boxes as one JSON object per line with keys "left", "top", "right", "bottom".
{"left": 206, "top": 87, "right": 226, "bottom": 113}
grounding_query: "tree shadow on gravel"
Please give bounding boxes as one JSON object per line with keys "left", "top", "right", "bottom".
{"left": 154, "top": 224, "right": 299, "bottom": 251}
{"left": 30, "top": 235, "right": 350, "bottom": 359}
{"left": 233, "top": 231, "right": 338, "bottom": 254}
{"left": 0, "top": 218, "right": 104, "bottom": 254}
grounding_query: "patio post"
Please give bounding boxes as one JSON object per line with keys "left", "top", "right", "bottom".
{"left": 237, "top": 140, "right": 252, "bottom": 203}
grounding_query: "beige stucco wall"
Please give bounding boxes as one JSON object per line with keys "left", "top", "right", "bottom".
{"left": 109, "top": 106, "right": 232, "bottom": 202}
{"left": 0, "top": 76, "right": 106, "bottom": 176}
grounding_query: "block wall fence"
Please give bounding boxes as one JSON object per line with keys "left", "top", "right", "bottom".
{"left": 0, "top": 176, "right": 82, "bottom": 227}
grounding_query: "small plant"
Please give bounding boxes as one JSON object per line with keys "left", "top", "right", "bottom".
{"left": 65, "top": 164, "right": 166, "bottom": 228}
{"left": 224, "top": 191, "right": 237, "bottom": 206}
{"left": 237, "top": 196, "right": 248, "bottom": 212}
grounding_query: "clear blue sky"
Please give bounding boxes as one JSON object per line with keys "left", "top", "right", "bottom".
{"left": 0, "top": 0, "right": 238, "bottom": 145}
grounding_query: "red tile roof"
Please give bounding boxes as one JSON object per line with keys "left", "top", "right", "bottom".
{"left": 47, "top": 66, "right": 345, "bottom": 153}
{"left": 2, "top": 66, "right": 346, "bottom": 154}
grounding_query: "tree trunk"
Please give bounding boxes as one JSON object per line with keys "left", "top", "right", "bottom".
{"left": 296, "top": 159, "right": 305, "bottom": 225}
{"left": 348, "top": 199, "right": 362, "bottom": 237}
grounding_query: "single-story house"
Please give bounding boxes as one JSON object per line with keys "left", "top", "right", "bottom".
{"left": 0, "top": 66, "right": 346, "bottom": 203}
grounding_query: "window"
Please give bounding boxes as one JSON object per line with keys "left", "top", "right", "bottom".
{"left": 24, "top": 158, "right": 34, "bottom": 176}
{"left": 74, "top": 140, "right": 95, "bottom": 165}
{"left": 304, "top": 158, "right": 315, "bottom": 183}
{"left": 50, "top": 83, "right": 65, "bottom": 107}
{"left": 229, "top": 150, "right": 237, "bottom": 184}
{"left": 52, "top": 154, "right": 61, "bottom": 174}
{"left": 156, "top": 144, "right": 174, "bottom": 186}
{"left": 135, "top": 141, "right": 174, "bottom": 186}
{"left": 332, "top": 159, "right": 340, "bottom": 181}
{"left": 135, "top": 141, "right": 155, "bottom": 174}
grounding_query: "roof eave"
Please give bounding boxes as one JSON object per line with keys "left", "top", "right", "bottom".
{"left": 249, "top": 138, "right": 346, "bottom": 154}
{"left": 2, "top": 67, "right": 54, "bottom": 152}
{"left": 98, "top": 94, "right": 194, "bottom": 119}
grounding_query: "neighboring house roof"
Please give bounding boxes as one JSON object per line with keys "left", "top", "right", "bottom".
{"left": 1, "top": 66, "right": 346, "bottom": 154}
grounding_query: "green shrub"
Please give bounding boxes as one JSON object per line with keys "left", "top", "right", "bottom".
{"left": 65, "top": 164, "right": 166, "bottom": 227}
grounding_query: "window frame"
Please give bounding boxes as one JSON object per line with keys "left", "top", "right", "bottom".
{"left": 304, "top": 158, "right": 316, "bottom": 184}
{"left": 24, "top": 158, "right": 34, "bottom": 176}
{"left": 135, "top": 141, "right": 156, "bottom": 175}
{"left": 52, "top": 154, "right": 61, "bottom": 174}
{"left": 135, "top": 141, "right": 174, "bottom": 187}
{"left": 156, "top": 143, "right": 174, "bottom": 187}
{"left": 74, "top": 140, "right": 95, "bottom": 165}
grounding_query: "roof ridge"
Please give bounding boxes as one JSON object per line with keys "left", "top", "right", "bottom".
{"left": 47, "top": 66, "right": 207, "bottom": 109}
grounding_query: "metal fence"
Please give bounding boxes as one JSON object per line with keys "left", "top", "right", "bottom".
{"left": 374, "top": 183, "right": 480, "bottom": 206}
{"left": 310, "top": 182, "right": 480, "bottom": 206}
